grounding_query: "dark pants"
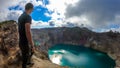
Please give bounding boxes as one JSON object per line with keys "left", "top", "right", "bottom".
{"left": 19, "top": 44, "right": 33, "bottom": 68}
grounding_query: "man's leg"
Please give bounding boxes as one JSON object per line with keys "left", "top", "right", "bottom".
{"left": 27, "top": 45, "right": 34, "bottom": 65}
{"left": 19, "top": 45, "right": 29, "bottom": 68}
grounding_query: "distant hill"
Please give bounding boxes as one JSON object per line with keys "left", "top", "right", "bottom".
{"left": 32, "top": 26, "right": 120, "bottom": 52}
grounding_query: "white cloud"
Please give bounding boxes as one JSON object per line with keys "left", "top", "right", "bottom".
{"left": 49, "top": 19, "right": 64, "bottom": 27}
{"left": 65, "top": 15, "right": 92, "bottom": 27}
{"left": 31, "top": 19, "right": 53, "bottom": 28}
{"left": 0, "top": 0, "right": 43, "bottom": 22}
{"left": 92, "top": 27, "right": 120, "bottom": 33}
{"left": 46, "top": 0, "right": 78, "bottom": 21}
{"left": 44, "top": 12, "right": 51, "bottom": 17}
{"left": 0, "top": 0, "right": 22, "bottom": 22}
{"left": 44, "top": 0, "right": 80, "bottom": 28}
{"left": 7, "top": 10, "right": 23, "bottom": 22}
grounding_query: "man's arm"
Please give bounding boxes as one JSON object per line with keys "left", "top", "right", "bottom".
{"left": 25, "top": 23, "right": 34, "bottom": 48}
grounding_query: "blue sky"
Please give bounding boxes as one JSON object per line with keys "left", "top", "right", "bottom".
{"left": 31, "top": 6, "right": 51, "bottom": 22}
{"left": 8, "top": 0, "right": 52, "bottom": 22}
{"left": 0, "top": 0, "right": 120, "bottom": 32}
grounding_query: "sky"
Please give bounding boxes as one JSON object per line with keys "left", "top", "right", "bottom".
{"left": 0, "top": 0, "right": 120, "bottom": 32}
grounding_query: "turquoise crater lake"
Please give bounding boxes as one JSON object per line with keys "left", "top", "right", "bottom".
{"left": 48, "top": 44, "right": 116, "bottom": 68}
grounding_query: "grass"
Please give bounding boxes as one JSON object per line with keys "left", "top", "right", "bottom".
{"left": 0, "top": 20, "right": 16, "bottom": 28}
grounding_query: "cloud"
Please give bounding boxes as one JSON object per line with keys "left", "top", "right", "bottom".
{"left": 1, "top": 0, "right": 120, "bottom": 32}
{"left": 0, "top": 0, "right": 43, "bottom": 22}
{"left": 49, "top": 20, "right": 55, "bottom": 26}
{"left": 0, "top": 0, "right": 78, "bottom": 28}
{"left": 65, "top": 0, "right": 120, "bottom": 29}
{"left": 0, "top": 0, "right": 22, "bottom": 22}
{"left": 7, "top": 10, "right": 23, "bottom": 22}
{"left": 31, "top": 19, "right": 53, "bottom": 28}
{"left": 47, "top": 0, "right": 79, "bottom": 19}
{"left": 92, "top": 27, "right": 120, "bottom": 33}
{"left": 37, "top": 0, "right": 81, "bottom": 28}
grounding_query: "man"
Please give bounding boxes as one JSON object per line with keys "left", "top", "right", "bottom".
{"left": 18, "top": 3, "right": 35, "bottom": 68}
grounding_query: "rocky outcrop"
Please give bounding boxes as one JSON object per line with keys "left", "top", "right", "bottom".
{"left": 0, "top": 20, "right": 67, "bottom": 68}
{"left": 0, "top": 20, "right": 20, "bottom": 68}
{"left": 32, "top": 27, "right": 120, "bottom": 68}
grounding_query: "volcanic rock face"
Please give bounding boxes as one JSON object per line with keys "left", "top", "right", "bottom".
{"left": 0, "top": 20, "right": 20, "bottom": 68}
{"left": 32, "top": 27, "right": 120, "bottom": 68}
{"left": 32, "top": 27, "right": 94, "bottom": 52}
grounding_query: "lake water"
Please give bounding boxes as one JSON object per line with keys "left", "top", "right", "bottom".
{"left": 48, "top": 44, "right": 116, "bottom": 68}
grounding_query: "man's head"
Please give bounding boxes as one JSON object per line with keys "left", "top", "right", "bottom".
{"left": 25, "top": 3, "right": 34, "bottom": 14}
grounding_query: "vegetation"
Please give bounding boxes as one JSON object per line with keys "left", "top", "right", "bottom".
{"left": 0, "top": 20, "right": 16, "bottom": 26}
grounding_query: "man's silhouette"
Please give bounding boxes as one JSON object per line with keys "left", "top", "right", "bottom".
{"left": 18, "top": 3, "right": 35, "bottom": 68}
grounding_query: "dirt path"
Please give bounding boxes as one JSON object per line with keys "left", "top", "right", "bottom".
{"left": 29, "top": 55, "right": 67, "bottom": 68}
{"left": 8, "top": 55, "right": 67, "bottom": 68}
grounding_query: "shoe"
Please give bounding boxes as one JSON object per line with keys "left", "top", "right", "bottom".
{"left": 22, "top": 64, "right": 27, "bottom": 68}
{"left": 27, "top": 62, "right": 34, "bottom": 66}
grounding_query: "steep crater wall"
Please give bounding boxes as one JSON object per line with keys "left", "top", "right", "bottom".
{"left": 32, "top": 27, "right": 120, "bottom": 68}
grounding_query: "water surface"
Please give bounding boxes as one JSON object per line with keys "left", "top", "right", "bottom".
{"left": 48, "top": 44, "right": 116, "bottom": 68}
